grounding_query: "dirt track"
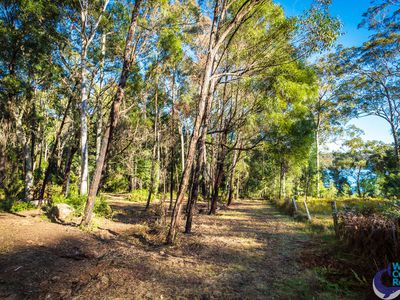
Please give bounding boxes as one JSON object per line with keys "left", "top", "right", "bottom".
{"left": 0, "top": 199, "right": 321, "bottom": 299}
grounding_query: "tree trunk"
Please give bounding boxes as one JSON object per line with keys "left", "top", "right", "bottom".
{"left": 316, "top": 128, "right": 321, "bottom": 198}
{"left": 23, "top": 141, "right": 33, "bottom": 202}
{"left": 62, "top": 141, "right": 78, "bottom": 197}
{"left": 185, "top": 116, "right": 209, "bottom": 234}
{"left": 80, "top": 44, "right": 89, "bottom": 196}
{"left": 39, "top": 94, "right": 74, "bottom": 203}
{"left": 96, "top": 32, "right": 107, "bottom": 161}
{"left": 82, "top": 0, "right": 143, "bottom": 225}
{"left": 209, "top": 132, "right": 227, "bottom": 215}
{"left": 166, "top": 59, "right": 214, "bottom": 243}
{"left": 166, "top": 0, "right": 259, "bottom": 243}
{"left": 227, "top": 149, "right": 240, "bottom": 206}
{"left": 146, "top": 78, "right": 159, "bottom": 210}
{"left": 356, "top": 166, "right": 362, "bottom": 198}
{"left": 279, "top": 160, "right": 284, "bottom": 201}
{"left": 169, "top": 146, "right": 175, "bottom": 210}
{"left": 14, "top": 101, "right": 33, "bottom": 202}
{"left": 201, "top": 145, "right": 208, "bottom": 201}
{"left": 79, "top": 0, "right": 110, "bottom": 195}
{"left": 236, "top": 176, "right": 240, "bottom": 200}
{"left": 390, "top": 123, "right": 399, "bottom": 167}
{"left": 179, "top": 120, "right": 185, "bottom": 173}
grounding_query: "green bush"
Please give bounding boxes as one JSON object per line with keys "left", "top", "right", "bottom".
{"left": 128, "top": 189, "right": 150, "bottom": 202}
{"left": 50, "top": 192, "right": 112, "bottom": 218}
{"left": 103, "top": 174, "right": 128, "bottom": 192}
{"left": 94, "top": 196, "right": 112, "bottom": 217}
{"left": 0, "top": 199, "right": 36, "bottom": 212}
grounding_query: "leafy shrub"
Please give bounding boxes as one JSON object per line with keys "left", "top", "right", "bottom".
{"left": 128, "top": 189, "right": 149, "bottom": 202}
{"left": 50, "top": 193, "right": 112, "bottom": 218}
{"left": 4, "top": 200, "right": 36, "bottom": 212}
{"left": 382, "top": 173, "right": 400, "bottom": 198}
{"left": 103, "top": 174, "right": 128, "bottom": 192}
{"left": 94, "top": 196, "right": 112, "bottom": 217}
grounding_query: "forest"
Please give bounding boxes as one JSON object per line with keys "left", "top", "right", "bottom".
{"left": 0, "top": 0, "right": 399, "bottom": 299}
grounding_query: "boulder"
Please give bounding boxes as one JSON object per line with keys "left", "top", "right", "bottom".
{"left": 29, "top": 200, "right": 40, "bottom": 207}
{"left": 52, "top": 203, "right": 74, "bottom": 222}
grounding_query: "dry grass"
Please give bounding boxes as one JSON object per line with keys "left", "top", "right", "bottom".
{"left": 0, "top": 197, "right": 365, "bottom": 299}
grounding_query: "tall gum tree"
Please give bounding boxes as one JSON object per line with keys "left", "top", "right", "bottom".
{"left": 79, "top": 0, "right": 110, "bottom": 196}
{"left": 82, "top": 0, "right": 143, "bottom": 225}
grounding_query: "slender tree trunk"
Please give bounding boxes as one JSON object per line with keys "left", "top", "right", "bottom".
{"left": 133, "top": 162, "right": 137, "bottom": 190}
{"left": 356, "top": 166, "right": 362, "bottom": 198}
{"left": 79, "top": 0, "right": 110, "bottom": 194}
{"left": 185, "top": 111, "right": 209, "bottom": 233}
{"left": 44, "top": 143, "right": 48, "bottom": 163}
{"left": 24, "top": 142, "right": 33, "bottom": 202}
{"left": 39, "top": 94, "right": 74, "bottom": 203}
{"left": 169, "top": 146, "right": 175, "bottom": 210}
{"left": 146, "top": 77, "right": 159, "bottom": 210}
{"left": 209, "top": 132, "right": 227, "bottom": 215}
{"left": 62, "top": 141, "right": 78, "bottom": 197}
{"left": 316, "top": 128, "right": 320, "bottom": 198}
{"left": 166, "top": 59, "right": 214, "bottom": 243}
{"left": 166, "top": 0, "right": 259, "bottom": 243}
{"left": 96, "top": 32, "right": 107, "bottom": 161}
{"left": 279, "top": 160, "right": 283, "bottom": 201}
{"left": 80, "top": 42, "right": 89, "bottom": 195}
{"left": 179, "top": 120, "right": 185, "bottom": 173}
{"left": 167, "top": 0, "right": 222, "bottom": 243}
{"left": 82, "top": 0, "right": 143, "bottom": 225}
{"left": 390, "top": 123, "right": 399, "bottom": 167}
{"left": 30, "top": 97, "right": 36, "bottom": 197}
{"left": 201, "top": 145, "right": 208, "bottom": 201}
{"left": 14, "top": 102, "right": 33, "bottom": 202}
{"left": 228, "top": 149, "right": 240, "bottom": 206}
{"left": 146, "top": 145, "right": 157, "bottom": 209}
{"left": 38, "top": 137, "right": 44, "bottom": 178}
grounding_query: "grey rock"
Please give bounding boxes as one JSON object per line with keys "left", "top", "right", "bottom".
{"left": 52, "top": 203, "right": 74, "bottom": 222}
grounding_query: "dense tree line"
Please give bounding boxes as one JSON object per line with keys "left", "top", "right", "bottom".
{"left": 0, "top": 0, "right": 398, "bottom": 244}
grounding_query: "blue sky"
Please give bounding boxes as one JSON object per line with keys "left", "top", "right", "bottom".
{"left": 276, "top": 0, "right": 393, "bottom": 149}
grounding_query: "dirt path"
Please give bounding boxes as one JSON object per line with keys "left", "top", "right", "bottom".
{"left": 0, "top": 199, "right": 319, "bottom": 299}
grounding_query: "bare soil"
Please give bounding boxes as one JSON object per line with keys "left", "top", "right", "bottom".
{"left": 0, "top": 198, "right": 335, "bottom": 299}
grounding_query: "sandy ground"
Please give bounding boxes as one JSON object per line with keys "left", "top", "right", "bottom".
{"left": 0, "top": 199, "right": 326, "bottom": 299}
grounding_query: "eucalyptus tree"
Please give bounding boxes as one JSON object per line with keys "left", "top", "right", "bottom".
{"left": 167, "top": 0, "right": 278, "bottom": 244}
{"left": 77, "top": 0, "right": 110, "bottom": 195}
{"left": 312, "top": 56, "right": 349, "bottom": 197}
{"left": 167, "top": 0, "right": 340, "bottom": 244}
{"left": 145, "top": 1, "right": 197, "bottom": 209}
{"left": 82, "top": 0, "right": 144, "bottom": 225}
{"left": 334, "top": 0, "right": 400, "bottom": 165}
{"left": 335, "top": 42, "right": 400, "bottom": 165}
{"left": 0, "top": 0, "right": 67, "bottom": 201}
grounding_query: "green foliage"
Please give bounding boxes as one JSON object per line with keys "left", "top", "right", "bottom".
{"left": 50, "top": 193, "right": 111, "bottom": 218}
{"left": 1, "top": 199, "right": 35, "bottom": 213}
{"left": 128, "top": 189, "right": 150, "bottom": 203}
{"left": 103, "top": 173, "right": 129, "bottom": 193}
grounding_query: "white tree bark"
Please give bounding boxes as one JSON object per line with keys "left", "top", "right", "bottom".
{"left": 80, "top": 46, "right": 89, "bottom": 195}
{"left": 179, "top": 119, "right": 185, "bottom": 173}
{"left": 316, "top": 128, "right": 320, "bottom": 198}
{"left": 15, "top": 112, "right": 33, "bottom": 201}
{"left": 96, "top": 32, "right": 107, "bottom": 161}
{"left": 79, "top": 0, "right": 109, "bottom": 195}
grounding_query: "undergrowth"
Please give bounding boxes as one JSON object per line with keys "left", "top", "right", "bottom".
{"left": 50, "top": 192, "right": 112, "bottom": 218}
{"left": 0, "top": 199, "right": 36, "bottom": 213}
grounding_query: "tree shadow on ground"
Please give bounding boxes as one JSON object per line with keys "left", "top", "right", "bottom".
{"left": 0, "top": 200, "right": 327, "bottom": 299}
